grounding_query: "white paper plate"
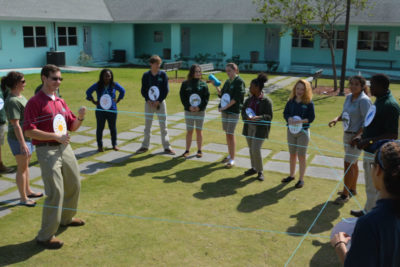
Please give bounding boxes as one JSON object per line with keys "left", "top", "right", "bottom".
{"left": 100, "top": 94, "right": 112, "bottom": 110}
{"left": 53, "top": 114, "right": 67, "bottom": 136}
{"left": 330, "top": 217, "right": 357, "bottom": 250}
{"left": 289, "top": 115, "right": 302, "bottom": 134}
{"left": 148, "top": 86, "right": 160, "bottom": 101}
{"left": 364, "top": 105, "right": 376, "bottom": 127}
{"left": 189, "top": 93, "right": 201, "bottom": 107}
{"left": 221, "top": 93, "right": 231, "bottom": 108}
{"left": 342, "top": 112, "right": 350, "bottom": 131}
{"left": 0, "top": 98, "right": 3, "bottom": 111}
{"left": 245, "top": 107, "right": 256, "bottom": 118}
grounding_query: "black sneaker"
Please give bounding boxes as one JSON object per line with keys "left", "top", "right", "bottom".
{"left": 295, "top": 180, "right": 304, "bottom": 188}
{"left": 136, "top": 147, "right": 148, "bottom": 154}
{"left": 257, "top": 172, "right": 264, "bottom": 181}
{"left": 281, "top": 176, "right": 295, "bottom": 183}
{"left": 334, "top": 194, "right": 349, "bottom": 205}
{"left": 244, "top": 168, "right": 257, "bottom": 176}
{"left": 350, "top": 209, "right": 365, "bottom": 218}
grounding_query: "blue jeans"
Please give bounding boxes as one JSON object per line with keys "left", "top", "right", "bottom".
{"left": 95, "top": 110, "right": 117, "bottom": 148}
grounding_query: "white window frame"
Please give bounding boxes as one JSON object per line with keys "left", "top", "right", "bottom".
{"left": 23, "top": 26, "right": 47, "bottom": 48}
{"left": 358, "top": 31, "right": 389, "bottom": 52}
{"left": 57, "top": 26, "right": 78, "bottom": 46}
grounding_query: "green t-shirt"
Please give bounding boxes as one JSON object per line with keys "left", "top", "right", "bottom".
{"left": 219, "top": 75, "right": 246, "bottom": 114}
{"left": 362, "top": 90, "right": 400, "bottom": 140}
{"left": 5, "top": 94, "right": 29, "bottom": 141}
{"left": 0, "top": 90, "right": 6, "bottom": 125}
{"left": 179, "top": 79, "right": 210, "bottom": 111}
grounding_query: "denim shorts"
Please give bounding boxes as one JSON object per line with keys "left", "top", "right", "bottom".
{"left": 7, "top": 137, "right": 35, "bottom": 156}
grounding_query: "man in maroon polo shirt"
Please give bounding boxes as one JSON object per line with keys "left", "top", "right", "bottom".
{"left": 24, "top": 64, "right": 86, "bottom": 249}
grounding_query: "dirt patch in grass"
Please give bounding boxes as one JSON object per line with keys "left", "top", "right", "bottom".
{"left": 313, "top": 86, "right": 351, "bottom": 96}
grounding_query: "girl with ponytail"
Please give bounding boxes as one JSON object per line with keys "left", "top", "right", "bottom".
{"left": 241, "top": 73, "right": 273, "bottom": 181}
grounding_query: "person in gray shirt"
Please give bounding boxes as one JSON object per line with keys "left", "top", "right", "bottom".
{"left": 329, "top": 75, "right": 372, "bottom": 204}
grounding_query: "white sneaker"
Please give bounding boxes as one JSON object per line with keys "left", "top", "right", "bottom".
{"left": 226, "top": 159, "right": 235, "bottom": 168}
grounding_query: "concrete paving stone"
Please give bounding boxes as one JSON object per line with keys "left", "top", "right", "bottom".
{"left": 90, "top": 139, "right": 125, "bottom": 148}
{"left": 74, "top": 146, "right": 98, "bottom": 159}
{"left": 0, "top": 190, "right": 20, "bottom": 209}
{"left": 168, "top": 112, "right": 185, "bottom": 121}
{"left": 311, "top": 155, "right": 363, "bottom": 170}
{"left": 151, "top": 148, "right": 186, "bottom": 158}
{"left": 237, "top": 148, "right": 272, "bottom": 158}
{"left": 79, "top": 161, "right": 111, "bottom": 175}
{"left": 75, "top": 126, "right": 92, "bottom": 133}
{"left": 232, "top": 156, "right": 251, "bottom": 169}
{"left": 203, "top": 114, "right": 220, "bottom": 122}
{"left": 274, "top": 76, "right": 299, "bottom": 89}
{"left": 186, "top": 152, "right": 223, "bottom": 162}
{"left": 0, "top": 179, "right": 15, "bottom": 191}
{"left": 118, "top": 131, "right": 143, "bottom": 140}
{"left": 4, "top": 166, "right": 41, "bottom": 180}
{"left": 138, "top": 134, "right": 162, "bottom": 144}
{"left": 206, "top": 104, "right": 218, "bottom": 109}
{"left": 0, "top": 209, "right": 12, "bottom": 218}
{"left": 208, "top": 100, "right": 220, "bottom": 105}
{"left": 94, "top": 151, "right": 133, "bottom": 164}
{"left": 267, "top": 76, "right": 286, "bottom": 84}
{"left": 202, "top": 143, "right": 227, "bottom": 153}
{"left": 87, "top": 128, "right": 110, "bottom": 136}
{"left": 33, "top": 178, "right": 44, "bottom": 186}
{"left": 157, "top": 128, "right": 185, "bottom": 137}
{"left": 70, "top": 135, "right": 95, "bottom": 144}
{"left": 130, "top": 125, "right": 146, "bottom": 132}
{"left": 305, "top": 166, "right": 365, "bottom": 184}
{"left": 207, "top": 109, "right": 221, "bottom": 115}
{"left": 264, "top": 161, "right": 298, "bottom": 174}
{"left": 170, "top": 139, "right": 196, "bottom": 148}
{"left": 119, "top": 142, "right": 153, "bottom": 153}
{"left": 171, "top": 123, "right": 187, "bottom": 130}
{"left": 272, "top": 151, "right": 309, "bottom": 161}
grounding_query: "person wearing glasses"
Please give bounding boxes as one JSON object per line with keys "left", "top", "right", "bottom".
{"left": 86, "top": 69, "right": 125, "bottom": 152}
{"left": 331, "top": 140, "right": 400, "bottom": 266}
{"left": 350, "top": 74, "right": 400, "bottom": 218}
{"left": 2, "top": 71, "right": 42, "bottom": 207}
{"left": 23, "top": 64, "right": 87, "bottom": 249}
{"left": 179, "top": 64, "right": 210, "bottom": 158}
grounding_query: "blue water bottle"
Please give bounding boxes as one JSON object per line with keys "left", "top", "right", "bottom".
{"left": 208, "top": 74, "right": 221, "bottom": 86}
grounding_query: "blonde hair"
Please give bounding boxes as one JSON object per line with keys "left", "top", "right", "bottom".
{"left": 288, "top": 79, "right": 313, "bottom": 104}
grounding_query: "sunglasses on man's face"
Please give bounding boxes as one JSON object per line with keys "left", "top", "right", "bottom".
{"left": 50, "top": 76, "right": 63, "bottom": 82}
{"left": 20, "top": 79, "right": 26, "bottom": 84}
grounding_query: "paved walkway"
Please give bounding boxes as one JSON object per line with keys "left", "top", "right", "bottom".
{"left": 0, "top": 75, "right": 357, "bottom": 218}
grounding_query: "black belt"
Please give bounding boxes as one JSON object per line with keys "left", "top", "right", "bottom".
{"left": 344, "top": 131, "right": 357, "bottom": 134}
{"left": 36, "top": 142, "right": 61, "bottom": 147}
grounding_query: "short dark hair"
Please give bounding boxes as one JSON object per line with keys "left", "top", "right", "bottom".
{"left": 1, "top": 71, "right": 24, "bottom": 98}
{"left": 41, "top": 64, "right": 60, "bottom": 78}
{"left": 149, "top": 55, "right": 162, "bottom": 64}
{"left": 371, "top": 73, "right": 390, "bottom": 91}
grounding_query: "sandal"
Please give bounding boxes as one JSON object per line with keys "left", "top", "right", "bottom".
{"left": 281, "top": 176, "right": 295, "bottom": 183}
{"left": 27, "top": 192, "right": 43, "bottom": 198}
{"left": 196, "top": 150, "right": 203, "bottom": 158}
{"left": 181, "top": 150, "right": 190, "bottom": 158}
{"left": 295, "top": 180, "right": 304, "bottom": 188}
{"left": 19, "top": 199, "right": 36, "bottom": 207}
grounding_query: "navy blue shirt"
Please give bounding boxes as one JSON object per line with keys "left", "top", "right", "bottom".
{"left": 283, "top": 99, "right": 315, "bottom": 129}
{"left": 141, "top": 70, "right": 169, "bottom": 102}
{"left": 86, "top": 82, "right": 125, "bottom": 110}
{"left": 345, "top": 199, "right": 400, "bottom": 267}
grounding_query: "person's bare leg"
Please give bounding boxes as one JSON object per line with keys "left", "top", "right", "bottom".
{"left": 298, "top": 155, "right": 307, "bottom": 181}
{"left": 196, "top": 129, "right": 202, "bottom": 151}
{"left": 15, "top": 155, "right": 29, "bottom": 201}
{"left": 226, "top": 134, "right": 236, "bottom": 160}
{"left": 185, "top": 130, "right": 193, "bottom": 151}
{"left": 289, "top": 153, "right": 297, "bottom": 177}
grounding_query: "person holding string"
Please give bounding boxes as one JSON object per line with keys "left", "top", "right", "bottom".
{"left": 179, "top": 64, "right": 210, "bottom": 158}
{"left": 331, "top": 140, "right": 400, "bottom": 266}
{"left": 282, "top": 79, "right": 315, "bottom": 188}
{"left": 329, "top": 75, "right": 372, "bottom": 204}
{"left": 2, "top": 71, "right": 42, "bottom": 207}
{"left": 241, "top": 73, "right": 273, "bottom": 181}
{"left": 86, "top": 69, "right": 125, "bottom": 152}
{"left": 212, "top": 63, "right": 245, "bottom": 168}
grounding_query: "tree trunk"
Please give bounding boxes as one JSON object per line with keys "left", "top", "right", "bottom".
{"left": 329, "top": 38, "right": 338, "bottom": 91}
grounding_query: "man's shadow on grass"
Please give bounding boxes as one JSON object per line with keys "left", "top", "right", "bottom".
{"left": 310, "top": 240, "right": 341, "bottom": 267}
{"left": 237, "top": 183, "right": 296, "bottom": 213}
{"left": 286, "top": 202, "right": 341, "bottom": 235}
{"left": 128, "top": 155, "right": 185, "bottom": 178}
{"left": 153, "top": 162, "right": 223, "bottom": 183}
{"left": 0, "top": 228, "right": 66, "bottom": 266}
{"left": 193, "top": 174, "right": 257, "bottom": 199}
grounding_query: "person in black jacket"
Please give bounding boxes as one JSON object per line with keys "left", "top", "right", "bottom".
{"left": 179, "top": 64, "right": 210, "bottom": 158}
{"left": 241, "top": 73, "right": 273, "bottom": 181}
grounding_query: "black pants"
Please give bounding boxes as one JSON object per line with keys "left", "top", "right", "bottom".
{"left": 96, "top": 110, "right": 117, "bottom": 148}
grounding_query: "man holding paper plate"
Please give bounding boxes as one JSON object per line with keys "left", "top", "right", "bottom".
{"left": 179, "top": 64, "right": 210, "bottom": 158}
{"left": 24, "top": 64, "right": 87, "bottom": 249}
{"left": 137, "top": 55, "right": 175, "bottom": 155}
{"left": 86, "top": 69, "right": 125, "bottom": 152}
{"left": 212, "top": 63, "right": 245, "bottom": 168}
{"left": 282, "top": 80, "right": 315, "bottom": 188}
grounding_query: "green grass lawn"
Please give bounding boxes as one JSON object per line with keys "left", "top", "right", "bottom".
{"left": 0, "top": 68, "right": 399, "bottom": 266}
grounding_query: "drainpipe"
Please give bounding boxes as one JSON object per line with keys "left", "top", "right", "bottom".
{"left": 53, "top": 22, "right": 57, "bottom": 51}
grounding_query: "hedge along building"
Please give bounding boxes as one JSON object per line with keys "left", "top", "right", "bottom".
{"left": 0, "top": 0, "right": 400, "bottom": 75}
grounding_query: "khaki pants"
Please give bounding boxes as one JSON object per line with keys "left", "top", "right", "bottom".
{"left": 142, "top": 101, "right": 171, "bottom": 149}
{"left": 36, "top": 144, "right": 81, "bottom": 241}
{"left": 245, "top": 124, "right": 265, "bottom": 172}
{"left": 363, "top": 151, "right": 379, "bottom": 212}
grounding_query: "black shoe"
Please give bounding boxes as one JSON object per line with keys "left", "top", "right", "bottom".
{"left": 350, "top": 209, "right": 365, "bottom": 218}
{"left": 244, "top": 168, "right": 257, "bottom": 176}
{"left": 281, "top": 176, "right": 295, "bottom": 183}
{"left": 257, "top": 172, "right": 264, "bottom": 181}
{"left": 295, "top": 180, "right": 304, "bottom": 188}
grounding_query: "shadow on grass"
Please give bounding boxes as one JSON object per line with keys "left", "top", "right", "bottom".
{"left": 153, "top": 162, "right": 223, "bottom": 183}
{"left": 310, "top": 240, "right": 341, "bottom": 267}
{"left": 193, "top": 174, "right": 257, "bottom": 199}
{"left": 128, "top": 156, "right": 185, "bottom": 178}
{"left": 286, "top": 202, "right": 341, "bottom": 235}
{"left": 237, "top": 183, "right": 296, "bottom": 213}
{"left": 0, "top": 239, "right": 44, "bottom": 266}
